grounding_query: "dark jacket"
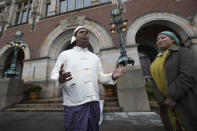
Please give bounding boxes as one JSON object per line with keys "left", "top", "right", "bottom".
{"left": 151, "top": 46, "right": 197, "bottom": 131}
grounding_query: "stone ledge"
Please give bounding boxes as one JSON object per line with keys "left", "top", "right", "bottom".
{"left": 100, "top": 112, "right": 166, "bottom": 131}
{"left": 103, "top": 112, "right": 163, "bottom": 126}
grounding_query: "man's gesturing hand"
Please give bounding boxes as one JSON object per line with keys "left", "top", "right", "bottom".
{"left": 112, "top": 65, "right": 127, "bottom": 80}
{"left": 59, "top": 64, "right": 72, "bottom": 83}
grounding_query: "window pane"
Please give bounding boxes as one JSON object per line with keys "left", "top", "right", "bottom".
{"left": 30, "top": 0, "right": 33, "bottom": 6}
{"left": 46, "top": 4, "right": 51, "bottom": 16}
{"left": 21, "top": 10, "right": 27, "bottom": 23}
{"left": 60, "top": 0, "right": 66, "bottom": 13}
{"left": 24, "top": 2, "right": 28, "bottom": 8}
{"left": 76, "top": 0, "right": 82, "bottom": 9}
{"left": 0, "top": 8, "right": 4, "bottom": 14}
{"left": 67, "top": 0, "right": 74, "bottom": 11}
{"left": 28, "top": 9, "right": 31, "bottom": 18}
{"left": 15, "top": 12, "right": 20, "bottom": 25}
{"left": 18, "top": 4, "right": 22, "bottom": 9}
{"left": 84, "top": 0, "right": 90, "bottom": 7}
{"left": 0, "top": 9, "right": 3, "bottom": 18}
{"left": 101, "top": 0, "right": 109, "bottom": 3}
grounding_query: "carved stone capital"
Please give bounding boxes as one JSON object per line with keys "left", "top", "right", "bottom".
{"left": 32, "top": 0, "right": 39, "bottom": 11}
{"left": 91, "top": 0, "right": 99, "bottom": 5}
{"left": 6, "top": 0, "right": 11, "bottom": 5}
{"left": 15, "top": 0, "right": 26, "bottom": 3}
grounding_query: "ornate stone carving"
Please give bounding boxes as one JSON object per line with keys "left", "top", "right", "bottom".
{"left": 0, "top": 8, "right": 9, "bottom": 26}
{"left": 15, "top": 0, "right": 25, "bottom": 3}
{"left": 32, "top": 0, "right": 39, "bottom": 13}
{"left": 5, "top": 0, "right": 11, "bottom": 5}
{"left": 91, "top": 0, "right": 99, "bottom": 5}
{"left": 60, "top": 16, "right": 85, "bottom": 31}
{"left": 0, "top": 13, "right": 7, "bottom": 24}
{"left": 31, "top": 0, "right": 40, "bottom": 30}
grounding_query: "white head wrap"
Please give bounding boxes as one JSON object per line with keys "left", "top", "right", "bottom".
{"left": 71, "top": 26, "right": 87, "bottom": 44}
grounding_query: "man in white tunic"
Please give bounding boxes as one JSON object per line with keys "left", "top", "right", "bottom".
{"left": 51, "top": 26, "right": 126, "bottom": 131}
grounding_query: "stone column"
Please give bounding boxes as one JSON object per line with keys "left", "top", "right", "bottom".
{"left": 100, "top": 46, "right": 150, "bottom": 112}
{"left": 7, "top": 0, "right": 15, "bottom": 25}
{"left": 50, "top": 0, "right": 57, "bottom": 16}
{"left": 0, "top": 78, "right": 24, "bottom": 111}
{"left": 117, "top": 47, "right": 150, "bottom": 112}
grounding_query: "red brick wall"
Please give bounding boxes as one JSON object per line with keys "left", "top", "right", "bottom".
{"left": 0, "top": 0, "right": 5, "bottom": 3}
{"left": 0, "top": 0, "right": 196, "bottom": 58}
{"left": 125, "top": 0, "right": 197, "bottom": 21}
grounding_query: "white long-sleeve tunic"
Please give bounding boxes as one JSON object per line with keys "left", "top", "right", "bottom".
{"left": 51, "top": 46, "right": 114, "bottom": 106}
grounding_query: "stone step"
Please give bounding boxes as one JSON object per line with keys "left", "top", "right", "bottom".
{"left": 103, "top": 97, "right": 118, "bottom": 102}
{"left": 103, "top": 107, "right": 121, "bottom": 112}
{"left": 23, "top": 97, "right": 119, "bottom": 106}
{"left": 14, "top": 103, "right": 63, "bottom": 108}
{"left": 23, "top": 97, "right": 119, "bottom": 103}
{"left": 3, "top": 108, "right": 64, "bottom": 112}
{"left": 14, "top": 103, "right": 119, "bottom": 109}
{"left": 22, "top": 97, "right": 63, "bottom": 104}
{"left": 4, "top": 106, "right": 121, "bottom": 112}
{"left": 104, "top": 101, "right": 119, "bottom": 107}
{"left": 3, "top": 97, "right": 121, "bottom": 112}
{"left": 15, "top": 101, "right": 119, "bottom": 108}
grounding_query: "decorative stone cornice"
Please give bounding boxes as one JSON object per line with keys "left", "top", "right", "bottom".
{"left": 91, "top": 0, "right": 99, "bottom": 6}
{"left": 60, "top": 15, "right": 85, "bottom": 31}
{"left": 15, "top": 0, "right": 29, "bottom": 4}
{"left": 5, "top": 0, "right": 11, "bottom": 5}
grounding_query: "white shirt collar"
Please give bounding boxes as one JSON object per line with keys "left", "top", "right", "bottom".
{"left": 74, "top": 46, "right": 88, "bottom": 52}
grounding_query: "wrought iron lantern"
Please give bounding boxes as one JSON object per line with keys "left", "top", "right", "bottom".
{"left": 4, "top": 30, "right": 27, "bottom": 78}
{"left": 110, "top": 8, "right": 134, "bottom": 66}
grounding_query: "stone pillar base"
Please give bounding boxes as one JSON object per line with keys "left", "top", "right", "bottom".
{"left": 0, "top": 78, "right": 24, "bottom": 110}
{"left": 117, "top": 67, "right": 150, "bottom": 112}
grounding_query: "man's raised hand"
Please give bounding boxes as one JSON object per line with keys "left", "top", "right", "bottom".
{"left": 58, "top": 64, "right": 72, "bottom": 83}
{"left": 112, "top": 65, "right": 127, "bottom": 80}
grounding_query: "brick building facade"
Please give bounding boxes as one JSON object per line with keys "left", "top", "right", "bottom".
{"left": 0, "top": 0, "right": 196, "bottom": 111}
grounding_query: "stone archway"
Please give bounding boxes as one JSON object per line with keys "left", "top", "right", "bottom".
{"left": 125, "top": 12, "right": 197, "bottom": 81}
{"left": 47, "top": 28, "right": 96, "bottom": 59}
{"left": 136, "top": 23, "right": 182, "bottom": 52}
{"left": 39, "top": 16, "right": 114, "bottom": 59}
{"left": 126, "top": 12, "right": 197, "bottom": 46}
{"left": 135, "top": 23, "right": 185, "bottom": 81}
